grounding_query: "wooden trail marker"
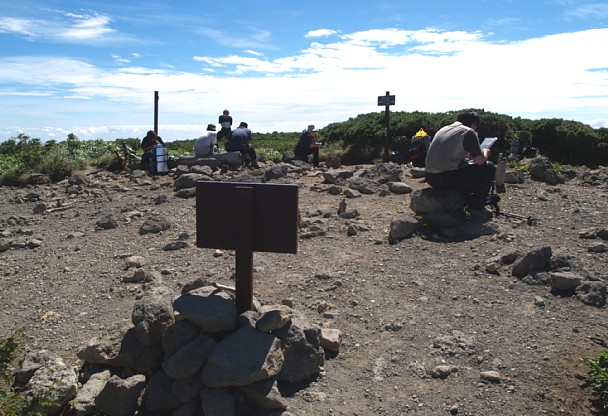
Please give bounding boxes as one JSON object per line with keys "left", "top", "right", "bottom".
{"left": 196, "top": 181, "right": 298, "bottom": 314}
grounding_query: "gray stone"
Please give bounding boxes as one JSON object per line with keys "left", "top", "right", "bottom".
{"left": 387, "top": 181, "right": 413, "bottom": 194}
{"left": 174, "top": 173, "right": 208, "bottom": 190}
{"left": 27, "top": 356, "right": 78, "bottom": 415}
{"left": 363, "top": 163, "right": 403, "bottom": 183}
{"left": 139, "top": 217, "right": 171, "bottom": 235}
{"left": 349, "top": 177, "right": 381, "bottom": 194}
{"left": 131, "top": 294, "right": 175, "bottom": 346}
{"left": 125, "top": 255, "right": 146, "bottom": 269}
{"left": 256, "top": 305, "right": 293, "bottom": 332}
{"left": 16, "top": 349, "right": 54, "bottom": 384}
{"left": 201, "top": 325, "right": 284, "bottom": 387}
{"left": 551, "top": 272, "right": 583, "bottom": 292}
{"left": 529, "top": 157, "right": 552, "bottom": 182}
{"left": 161, "top": 319, "right": 201, "bottom": 358}
{"left": 200, "top": 388, "right": 235, "bottom": 416}
{"left": 163, "top": 334, "right": 215, "bottom": 379}
{"left": 77, "top": 327, "right": 163, "bottom": 373}
{"left": 320, "top": 328, "right": 341, "bottom": 353}
{"left": 274, "top": 310, "right": 324, "bottom": 383}
{"left": 322, "top": 169, "right": 353, "bottom": 184}
{"left": 173, "top": 399, "right": 201, "bottom": 416}
{"left": 162, "top": 240, "right": 189, "bottom": 251}
{"left": 429, "top": 365, "right": 458, "bottom": 379}
{"left": 95, "top": 374, "right": 146, "bottom": 416}
{"left": 389, "top": 217, "right": 420, "bottom": 242}
{"left": 264, "top": 163, "right": 290, "bottom": 180}
{"left": 144, "top": 371, "right": 181, "bottom": 411}
{"left": 95, "top": 214, "right": 123, "bottom": 230}
{"left": 512, "top": 246, "right": 552, "bottom": 278}
{"left": 504, "top": 170, "right": 525, "bottom": 184}
{"left": 72, "top": 370, "right": 111, "bottom": 416}
{"left": 172, "top": 288, "right": 238, "bottom": 333}
{"left": 172, "top": 376, "right": 206, "bottom": 403}
{"left": 480, "top": 370, "right": 502, "bottom": 383}
{"left": 576, "top": 281, "right": 607, "bottom": 307}
{"left": 238, "top": 378, "right": 287, "bottom": 410}
{"left": 175, "top": 188, "right": 197, "bottom": 199}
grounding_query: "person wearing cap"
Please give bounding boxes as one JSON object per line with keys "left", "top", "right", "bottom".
{"left": 225, "top": 122, "right": 260, "bottom": 168}
{"left": 294, "top": 125, "right": 322, "bottom": 167}
{"left": 194, "top": 124, "right": 218, "bottom": 157}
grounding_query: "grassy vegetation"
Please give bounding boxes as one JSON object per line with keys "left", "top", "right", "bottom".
{"left": 581, "top": 349, "right": 608, "bottom": 411}
{"left": 0, "top": 329, "right": 47, "bottom": 416}
{"left": 1, "top": 109, "right": 606, "bottom": 186}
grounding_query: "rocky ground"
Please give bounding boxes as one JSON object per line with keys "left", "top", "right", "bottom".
{"left": 0, "top": 159, "right": 607, "bottom": 416}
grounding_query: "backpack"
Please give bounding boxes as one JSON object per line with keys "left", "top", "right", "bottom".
{"left": 409, "top": 140, "right": 427, "bottom": 167}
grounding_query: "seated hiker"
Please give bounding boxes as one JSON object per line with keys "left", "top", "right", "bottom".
{"left": 194, "top": 124, "right": 218, "bottom": 157}
{"left": 294, "top": 125, "right": 322, "bottom": 167}
{"left": 225, "top": 122, "right": 260, "bottom": 169}
{"left": 140, "top": 130, "right": 164, "bottom": 171}
{"left": 424, "top": 110, "right": 496, "bottom": 222}
{"left": 409, "top": 129, "right": 432, "bottom": 167}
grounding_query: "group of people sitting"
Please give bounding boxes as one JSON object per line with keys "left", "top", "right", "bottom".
{"left": 142, "top": 109, "right": 500, "bottom": 224}
{"left": 192, "top": 109, "right": 323, "bottom": 169}
{"left": 193, "top": 109, "right": 259, "bottom": 169}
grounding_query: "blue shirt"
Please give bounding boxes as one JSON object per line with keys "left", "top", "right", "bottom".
{"left": 226, "top": 127, "right": 252, "bottom": 151}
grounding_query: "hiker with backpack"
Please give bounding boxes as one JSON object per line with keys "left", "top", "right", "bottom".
{"left": 140, "top": 130, "right": 164, "bottom": 171}
{"left": 424, "top": 110, "right": 496, "bottom": 222}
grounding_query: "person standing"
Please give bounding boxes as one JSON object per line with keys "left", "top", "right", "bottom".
{"left": 194, "top": 124, "right": 218, "bottom": 157}
{"left": 225, "top": 122, "right": 259, "bottom": 168}
{"left": 424, "top": 110, "right": 496, "bottom": 221}
{"left": 217, "top": 109, "right": 233, "bottom": 148}
{"left": 294, "top": 125, "right": 322, "bottom": 167}
{"left": 140, "top": 130, "right": 164, "bottom": 171}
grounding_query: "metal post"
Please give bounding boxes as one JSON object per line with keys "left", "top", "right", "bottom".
{"left": 234, "top": 186, "right": 254, "bottom": 314}
{"left": 384, "top": 91, "right": 390, "bottom": 162}
{"left": 154, "top": 91, "right": 159, "bottom": 136}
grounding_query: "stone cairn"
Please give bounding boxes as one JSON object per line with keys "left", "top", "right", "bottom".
{"left": 15, "top": 285, "right": 341, "bottom": 416}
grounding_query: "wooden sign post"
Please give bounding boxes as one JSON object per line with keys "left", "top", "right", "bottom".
{"left": 377, "top": 91, "right": 395, "bottom": 162}
{"left": 196, "top": 181, "right": 298, "bottom": 314}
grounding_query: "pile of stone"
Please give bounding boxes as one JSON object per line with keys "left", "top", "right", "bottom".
{"left": 15, "top": 285, "right": 341, "bottom": 416}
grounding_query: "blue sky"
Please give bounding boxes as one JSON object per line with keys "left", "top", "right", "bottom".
{"left": 1, "top": 0, "right": 607, "bottom": 142}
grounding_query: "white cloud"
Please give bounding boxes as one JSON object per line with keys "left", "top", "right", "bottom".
{"left": 305, "top": 29, "right": 338, "bottom": 38}
{"left": 1, "top": 27, "right": 607, "bottom": 140}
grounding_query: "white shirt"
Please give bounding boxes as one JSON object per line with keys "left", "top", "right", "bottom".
{"left": 194, "top": 131, "right": 217, "bottom": 157}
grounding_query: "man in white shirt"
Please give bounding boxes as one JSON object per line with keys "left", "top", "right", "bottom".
{"left": 194, "top": 124, "right": 218, "bottom": 157}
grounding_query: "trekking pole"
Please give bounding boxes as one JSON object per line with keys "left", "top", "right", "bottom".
{"left": 487, "top": 183, "right": 536, "bottom": 226}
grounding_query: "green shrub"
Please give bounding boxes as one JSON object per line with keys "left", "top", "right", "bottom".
{"left": 0, "top": 167, "right": 39, "bottom": 187}
{"left": 0, "top": 329, "right": 47, "bottom": 416}
{"left": 38, "top": 146, "right": 87, "bottom": 182}
{"left": 507, "top": 160, "right": 530, "bottom": 172}
{"left": 581, "top": 349, "right": 608, "bottom": 410}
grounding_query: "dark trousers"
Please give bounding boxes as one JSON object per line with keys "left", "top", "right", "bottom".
{"left": 295, "top": 147, "right": 320, "bottom": 167}
{"left": 425, "top": 162, "right": 496, "bottom": 209}
{"left": 141, "top": 150, "right": 152, "bottom": 171}
{"left": 226, "top": 144, "right": 257, "bottom": 165}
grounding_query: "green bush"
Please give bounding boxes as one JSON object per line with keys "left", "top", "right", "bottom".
{"left": 0, "top": 329, "right": 47, "bottom": 416}
{"left": 582, "top": 349, "right": 608, "bottom": 410}
{"left": 38, "top": 146, "right": 87, "bottom": 182}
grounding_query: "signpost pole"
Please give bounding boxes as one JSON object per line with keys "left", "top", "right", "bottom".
{"left": 383, "top": 91, "right": 390, "bottom": 162}
{"left": 377, "top": 91, "right": 395, "bottom": 163}
{"left": 154, "top": 91, "right": 159, "bottom": 136}
{"left": 234, "top": 186, "right": 254, "bottom": 314}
